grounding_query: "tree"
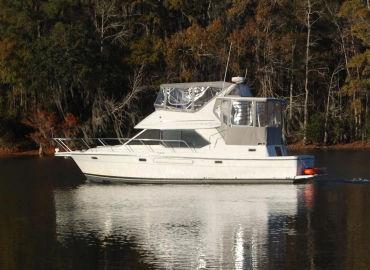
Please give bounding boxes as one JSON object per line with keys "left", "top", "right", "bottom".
{"left": 303, "top": 0, "right": 322, "bottom": 144}
{"left": 22, "top": 109, "right": 58, "bottom": 156}
{"left": 339, "top": 0, "right": 370, "bottom": 141}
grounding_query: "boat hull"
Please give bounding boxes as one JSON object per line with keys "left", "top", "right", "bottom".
{"left": 85, "top": 173, "right": 313, "bottom": 184}
{"left": 60, "top": 153, "right": 315, "bottom": 184}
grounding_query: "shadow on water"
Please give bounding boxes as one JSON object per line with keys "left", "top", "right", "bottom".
{"left": 0, "top": 151, "right": 370, "bottom": 269}
{"left": 0, "top": 156, "right": 152, "bottom": 270}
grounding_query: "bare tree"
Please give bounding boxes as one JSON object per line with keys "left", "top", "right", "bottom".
{"left": 324, "top": 64, "right": 343, "bottom": 144}
{"left": 303, "top": 0, "right": 321, "bottom": 144}
{"left": 105, "top": 65, "right": 146, "bottom": 137}
{"left": 289, "top": 40, "right": 297, "bottom": 122}
{"left": 93, "top": 0, "right": 130, "bottom": 53}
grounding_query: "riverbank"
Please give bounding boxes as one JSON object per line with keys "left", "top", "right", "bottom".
{"left": 0, "top": 148, "right": 39, "bottom": 157}
{"left": 287, "top": 140, "right": 370, "bottom": 151}
{"left": 0, "top": 147, "right": 54, "bottom": 157}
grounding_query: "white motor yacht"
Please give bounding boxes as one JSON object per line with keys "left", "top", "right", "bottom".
{"left": 54, "top": 77, "right": 317, "bottom": 183}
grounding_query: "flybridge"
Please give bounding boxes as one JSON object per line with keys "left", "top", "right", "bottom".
{"left": 138, "top": 80, "right": 279, "bottom": 131}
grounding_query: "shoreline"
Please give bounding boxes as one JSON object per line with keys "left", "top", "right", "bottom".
{"left": 0, "top": 147, "right": 54, "bottom": 158}
{"left": 287, "top": 140, "right": 370, "bottom": 151}
{"left": 0, "top": 149, "right": 40, "bottom": 158}
{"left": 1, "top": 140, "right": 369, "bottom": 157}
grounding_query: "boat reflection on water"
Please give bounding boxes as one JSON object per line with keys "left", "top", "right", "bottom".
{"left": 54, "top": 184, "right": 306, "bottom": 269}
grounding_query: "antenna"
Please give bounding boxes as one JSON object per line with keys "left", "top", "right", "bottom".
{"left": 222, "top": 43, "right": 232, "bottom": 89}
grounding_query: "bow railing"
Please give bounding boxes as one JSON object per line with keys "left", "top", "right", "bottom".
{"left": 53, "top": 137, "right": 195, "bottom": 154}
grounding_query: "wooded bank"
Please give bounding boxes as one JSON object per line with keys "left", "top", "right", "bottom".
{"left": 0, "top": 0, "right": 369, "bottom": 153}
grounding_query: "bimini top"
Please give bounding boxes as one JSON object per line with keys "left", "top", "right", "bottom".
{"left": 154, "top": 81, "right": 233, "bottom": 112}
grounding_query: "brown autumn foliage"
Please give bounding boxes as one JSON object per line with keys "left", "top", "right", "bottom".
{"left": 22, "top": 109, "right": 79, "bottom": 156}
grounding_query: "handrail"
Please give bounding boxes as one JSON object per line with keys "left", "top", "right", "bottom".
{"left": 208, "top": 128, "right": 226, "bottom": 149}
{"left": 52, "top": 137, "right": 195, "bottom": 154}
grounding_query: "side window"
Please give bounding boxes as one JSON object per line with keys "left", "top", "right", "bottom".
{"left": 168, "top": 88, "right": 191, "bottom": 108}
{"left": 275, "top": 102, "right": 282, "bottom": 126}
{"left": 267, "top": 101, "right": 282, "bottom": 127}
{"left": 193, "top": 87, "right": 221, "bottom": 110}
{"left": 256, "top": 102, "right": 268, "bottom": 127}
{"left": 231, "top": 101, "right": 253, "bottom": 126}
{"left": 221, "top": 100, "right": 230, "bottom": 125}
{"left": 154, "top": 88, "right": 166, "bottom": 107}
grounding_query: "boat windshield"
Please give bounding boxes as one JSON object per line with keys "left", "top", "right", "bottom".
{"left": 155, "top": 82, "right": 232, "bottom": 112}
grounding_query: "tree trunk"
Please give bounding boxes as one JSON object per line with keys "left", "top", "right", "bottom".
{"left": 324, "top": 72, "right": 335, "bottom": 144}
{"left": 366, "top": 90, "right": 368, "bottom": 140}
{"left": 339, "top": 84, "right": 343, "bottom": 142}
{"left": 289, "top": 41, "right": 296, "bottom": 123}
{"left": 289, "top": 79, "right": 293, "bottom": 120}
{"left": 39, "top": 144, "right": 44, "bottom": 157}
{"left": 303, "top": 0, "right": 312, "bottom": 144}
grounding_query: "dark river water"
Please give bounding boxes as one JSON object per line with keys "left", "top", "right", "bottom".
{"left": 0, "top": 150, "right": 370, "bottom": 270}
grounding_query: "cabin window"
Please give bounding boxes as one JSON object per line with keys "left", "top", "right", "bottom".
{"left": 160, "top": 130, "right": 209, "bottom": 148}
{"left": 217, "top": 98, "right": 283, "bottom": 128}
{"left": 168, "top": 88, "right": 192, "bottom": 108}
{"left": 256, "top": 102, "right": 268, "bottom": 127}
{"left": 268, "top": 101, "right": 282, "bottom": 127}
{"left": 221, "top": 99, "right": 231, "bottom": 125}
{"left": 231, "top": 101, "right": 253, "bottom": 126}
{"left": 257, "top": 101, "right": 282, "bottom": 127}
{"left": 193, "top": 87, "right": 222, "bottom": 110}
{"left": 180, "top": 130, "right": 210, "bottom": 148}
{"left": 154, "top": 90, "right": 165, "bottom": 107}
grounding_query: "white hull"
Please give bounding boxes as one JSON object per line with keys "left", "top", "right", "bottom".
{"left": 60, "top": 152, "right": 315, "bottom": 184}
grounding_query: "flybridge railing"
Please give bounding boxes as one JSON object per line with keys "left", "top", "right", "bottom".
{"left": 52, "top": 138, "right": 195, "bottom": 153}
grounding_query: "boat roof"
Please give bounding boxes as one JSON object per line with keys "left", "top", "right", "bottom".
{"left": 218, "top": 96, "right": 283, "bottom": 102}
{"left": 135, "top": 109, "right": 221, "bottom": 130}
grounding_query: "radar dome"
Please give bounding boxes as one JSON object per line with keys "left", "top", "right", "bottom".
{"left": 231, "top": 77, "right": 246, "bottom": 84}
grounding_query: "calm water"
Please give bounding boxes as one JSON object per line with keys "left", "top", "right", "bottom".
{"left": 0, "top": 150, "right": 370, "bottom": 270}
